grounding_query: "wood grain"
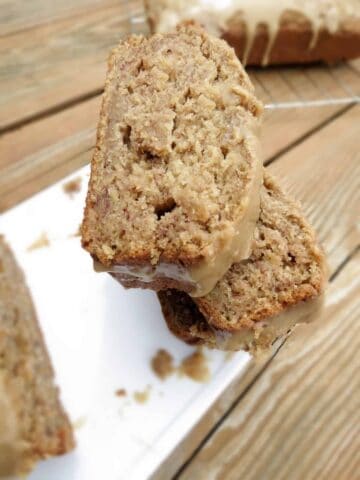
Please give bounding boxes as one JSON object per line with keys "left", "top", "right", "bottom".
{"left": 0, "top": 0, "right": 119, "bottom": 36}
{"left": 253, "top": 62, "right": 360, "bottom": 160}
{"left": 0, "top": 97, "right": 101, "bottom": 211}
{"left": 151, "top": 107, "right": 360, "bottom": 480}
{"left": 0, "top": 96, "right": 100, "bottom": 172}
{"left": 0, "top": 0, "right": 145, "bottom": 130}
{"left": 178, "top": 252, "right": 360, "bottom": 480}
{"left": 268, "top": 106, "right": 360, "bottom": 274}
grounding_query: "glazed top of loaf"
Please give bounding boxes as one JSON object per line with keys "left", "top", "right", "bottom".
{"left": 147, "top": 0, "right": 360, "bottom": 64}
{"left": 82, "top": 23, "right": 263, "bottom": 295}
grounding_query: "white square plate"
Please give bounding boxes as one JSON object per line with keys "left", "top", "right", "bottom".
{"left": 0, "top": 168, "right": 250, "bottom": 480}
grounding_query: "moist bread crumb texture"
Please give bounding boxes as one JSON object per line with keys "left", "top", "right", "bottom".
{"left": 82, "top": 23, "right": 262, "bottom": 274}
{"left": 0, "top": 236, "right": 74, "bottom": 476}
{"left": 158, "top": 173, "right": 327, "bottom": 351}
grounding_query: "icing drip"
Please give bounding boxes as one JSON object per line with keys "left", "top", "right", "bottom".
{"left": 152, "top": 0, "right": 360, "bottom": 65}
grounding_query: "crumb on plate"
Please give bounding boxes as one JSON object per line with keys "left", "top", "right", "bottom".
{"left": 115, "top": 388, "right": 127, "bottom": 397}
{"left": 62, "top": 177, "right": 82, "bottom": 197}
{"left": 133, "top": 386, "right": 151, "bottom": 404}
{"left": 179, "top": 348, "right": 210, "bottom": 383}
{"left": 27, "top": 232, "right": 50, "bottom": 252}
{"left": 151, "top": 349, "right": 175, "bottom": 380}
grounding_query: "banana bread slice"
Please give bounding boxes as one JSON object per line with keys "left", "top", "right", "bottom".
{"left": 0, "top": 236, "right": 74, "bottom": 476}
{"left": 146, "top": 0, "right": 360, "bottom": 66}
{"left": 158, "top": 172, "right": 327, "bottom": 353}
{"left": 81, "top": 23, "right": 263, "bottom": 297}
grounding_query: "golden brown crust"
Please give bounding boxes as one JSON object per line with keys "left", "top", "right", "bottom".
{"left": 157, "top": 291, "right": 204, "bottom": 345}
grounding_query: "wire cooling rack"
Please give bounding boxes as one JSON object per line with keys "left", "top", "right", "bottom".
{"left": 128, "top": 8, "right": 360, "bottom": 110}
{"left": 248, "top": 63, "right": 360, "bottom": 109}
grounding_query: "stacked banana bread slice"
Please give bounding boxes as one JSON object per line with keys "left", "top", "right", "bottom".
{"left": 158, "top": 173, "right": 326, "bottom": 353}
{"left": 82, "top": 23, "right": 326, "bottom": 353}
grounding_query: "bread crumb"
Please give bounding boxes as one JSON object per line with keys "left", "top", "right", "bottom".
{"left": 115, "top": 388, "right": 127, "bottom": 397}
{"left": 72, "top": 416, "right": 87, "bottom": 430}
{"left": 63, "top": 177, "right": 82, "bottom": 197}
{"left": 149, "top": 347, "right": 211, "bottom": 383}
{"left": 27, "top": 232, "right": 50, "bottom": 252}
{"left": 179, "top": 349, "right": 210, "bottom": 383}
{"left": 151, "top": 349, "right": 175, "bottom": 380}
{"left": 133, "top": 386, "right": 151, "bottom": 404}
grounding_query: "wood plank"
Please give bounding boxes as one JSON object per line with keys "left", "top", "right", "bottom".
{"left": 261, "top": 105, "right": 349, "bottom": 162}
{"left": 177, "top": 252, "right": 360, "bottom": 480}
{"left": 0, "top": 0, "right": 121, "bottom": 36}
{"left": 0, "top": 0, "right": 145, "bottom": 131}
{"left": 0, "top": 96, "right": 100, "bottom": 172}
{"left": 268, "top": 106, "right": 360, "bottom": 274}
{"left": 0, "top": 147, "right": 92, "bottom": 212}
{"left": 250, "top": 63, "right": 360, "bottom": 160}
{"left": 0, "top": 97, "right": 100, "bottom": 211}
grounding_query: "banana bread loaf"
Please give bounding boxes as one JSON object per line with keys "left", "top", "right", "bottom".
{"left": 82, "top": 23, "right": 263, "bottom": 297}
{"left": 0, "top": 236, "right": 74, "bottom": 476}
{"left": 146, "top": 0, "right": 360, "bottom": 66}
{"left": 158, "top": 172, "right": 327, "bottom": 353}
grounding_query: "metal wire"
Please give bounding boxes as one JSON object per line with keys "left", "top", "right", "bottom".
{"left": 265, "top": 97, "right": 359, "bottom": 110}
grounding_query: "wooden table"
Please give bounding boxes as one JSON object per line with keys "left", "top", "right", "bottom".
{"left": 1, "top": 2, "right": 359, "bottom": 479}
